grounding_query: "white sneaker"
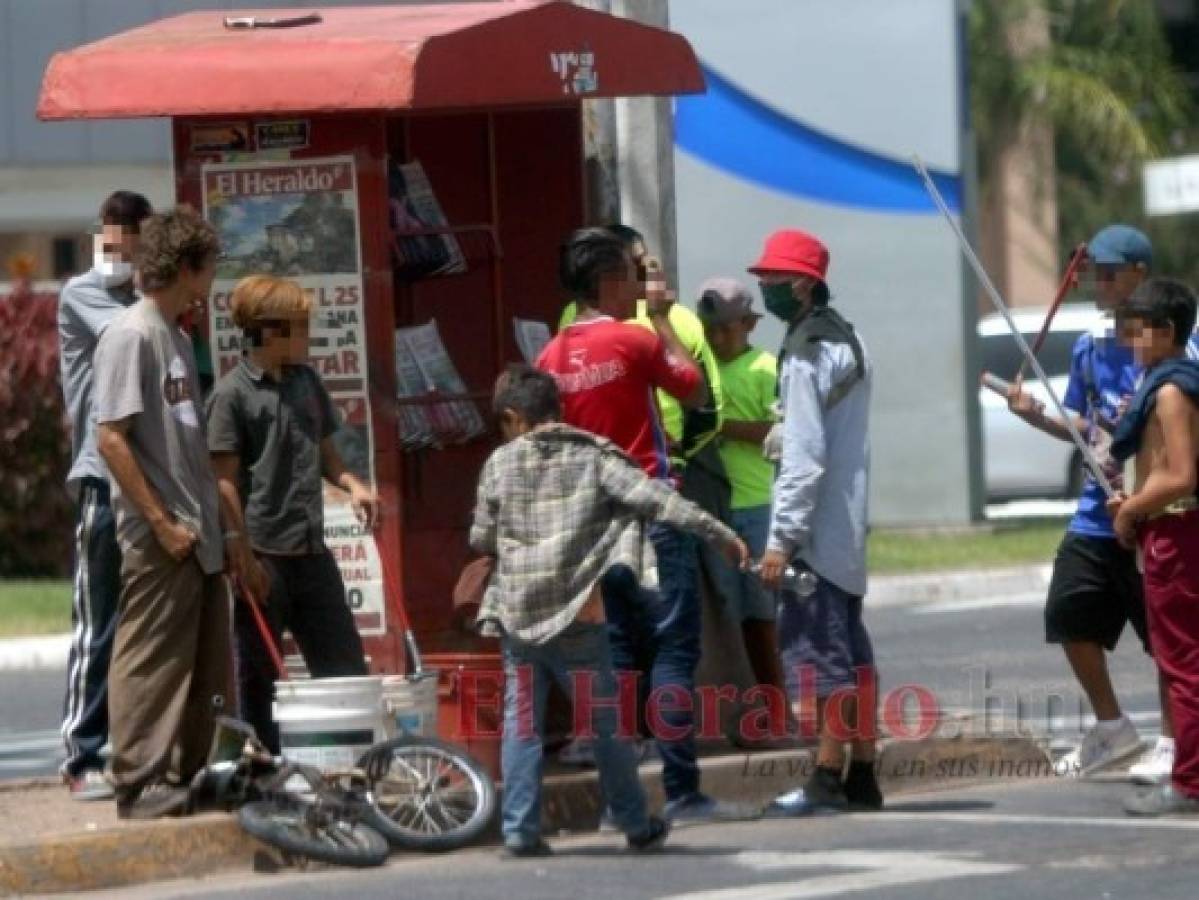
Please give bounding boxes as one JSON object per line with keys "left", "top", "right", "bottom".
{"left": 1129, "top": 737, "right": 1175, "bottom": 785}
{"left": 1061, "top": 717, "right": 1143, "bottom": 777}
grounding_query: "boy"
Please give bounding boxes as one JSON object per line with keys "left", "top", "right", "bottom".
{"left": 750, "top": 228, "right": 883, "bottom": 815}
{"left": 1006, "top": 225, "right": 1179, "bottom": 779}
{"left": 58, "top": 190, "right": 152, "bottom": 799}
{"left": 93, "top": 208, "right": 236, "bottom": 818}
{"left": 696, "top": 277, "right": 786, "bottom": 699}
{"left": 1105, "top": 278, "right": 1199, "bottom": 816}
{"left": 206, "top": 275, "right": 377, "bottom": 754}
{"left": 471, "top": 365, "right": 748, "bottom": 856}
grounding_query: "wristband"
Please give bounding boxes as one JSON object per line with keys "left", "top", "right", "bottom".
{"left": 223, "top": 531, "right": 242, "bottom": 541}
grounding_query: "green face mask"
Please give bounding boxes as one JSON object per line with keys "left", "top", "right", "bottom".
{"left": 762, "top": 281, "right": 801, "bottom": 322}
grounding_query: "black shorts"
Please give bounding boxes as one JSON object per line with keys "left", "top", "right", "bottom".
{"left": 1044, "top": 533, "right": 1149, "bottom": 653}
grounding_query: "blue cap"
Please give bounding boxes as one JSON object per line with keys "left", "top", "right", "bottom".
{"left": 1087, "top": 225, "right": 1152, "bottom": 267}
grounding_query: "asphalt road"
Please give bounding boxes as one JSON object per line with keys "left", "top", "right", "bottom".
{"left": 100, "top": 779, "right": 1199, "bottom": 900}
{"left": 0, "top": 593, "right": 1162, "bottom": 778}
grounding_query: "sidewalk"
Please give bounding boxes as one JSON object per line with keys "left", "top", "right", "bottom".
{"left": 0, "top": 564, "right": 1054, "bottom": 673}
{"left": 0, "top": 729, "right": 1051, "bottom": 896}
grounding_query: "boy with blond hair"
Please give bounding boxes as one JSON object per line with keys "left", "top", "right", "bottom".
{"left": 206, "top": 274, "right": 378, "bottom": 753}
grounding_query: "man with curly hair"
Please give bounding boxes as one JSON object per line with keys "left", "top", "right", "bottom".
{"left": 93, "top": 207, "right": 244, "bottom": 819}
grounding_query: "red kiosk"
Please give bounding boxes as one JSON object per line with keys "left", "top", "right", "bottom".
{"left": 39, "top": 2, "right": 704, "bottom": 774}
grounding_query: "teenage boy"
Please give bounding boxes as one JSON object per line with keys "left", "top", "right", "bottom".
{"left": 752, "top": 229, "right": 883, "bottom": 815}
{"left": 1006, "top": 225, "right": 1180, "bottom": 779}
{"left": 1105, "top": 279, "right": 1199, "bottom": 816}
{"left": 206, "top": 275, "right": 376, "bottom": 754}
{"left": 696, "top": 278, "right": 785, "bottom": 697}
{"left": 93, "top": 208, "right": 239, "bottom": 818}
{"left": 57, "top": 191, "right": 152, "bottom": 799}
{"left": 472, "top": 365, "right": 748, "bottom": 856}
{"left": 538, "top": 227, "right": 750, "bottom": 823}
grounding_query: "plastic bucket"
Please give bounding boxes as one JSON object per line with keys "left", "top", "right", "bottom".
{"left": 274, "top": 676, "right": 388, "bottom": 770}
{"left": 381, "top": 673, "right": 440, "bottom": 738}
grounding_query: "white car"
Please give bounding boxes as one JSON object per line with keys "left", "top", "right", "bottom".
{"left": 979, "top": 305, "right": 1105, "bottom": 500}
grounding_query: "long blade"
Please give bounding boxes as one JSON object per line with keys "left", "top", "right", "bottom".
{"left": 911, "top": 156, "right": 1114, "bottom": 498}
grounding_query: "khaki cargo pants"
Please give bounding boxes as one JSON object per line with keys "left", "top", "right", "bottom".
{"left": 106, "top": 532, "right": 232, "bottom": 799}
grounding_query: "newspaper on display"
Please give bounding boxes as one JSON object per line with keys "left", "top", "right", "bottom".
{"left": 202, "top": 155, "right": 386, "bottom": 636}
{"left": 514, "top": 317, "right": 552, "bottom": 364}
{"left": 394, "top": 320, "right": 486, "bottom": 450}
{"left": 388, "top": 160, "right": 467, "bottom": 278}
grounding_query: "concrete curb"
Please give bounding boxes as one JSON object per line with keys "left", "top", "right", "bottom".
{"left": 867, "top": 564, "right": 1052, "bottom": 609}
{"left": 0, "top": 734, "right": 1050, "bottom": 895}
{"left": 0, "top": 635, "right": 69, "bottom": 673}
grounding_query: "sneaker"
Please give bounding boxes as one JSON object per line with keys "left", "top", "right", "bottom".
{"left": 1061, "top": 717, "right": 1143, "bottom": 777}
{"left": 1129, "top": 737, "right": 1175, "bottom": 786}
{"left": 1124, "top": 783, "right": 1199, "bottom": 817}
{"left": 662, "top": 792, "right": 762, "bottom": 824}
{"left": 65, "top": 769, "right": 115, "bottom": 802}
{"left": 763, "top": 767, "right": 848, "bottom": 817}
{"left": 501, "top": 838, "right": 554, "bottom": 859}
{"left": 843, "top": 760, "right": 884, "bottom": 811}
{"left": 626, "top": 816, "right": 670, "bottom": 853}
{"left": 116, "top": 782, "right": 190, "bottom": 820}
{"left": 557, "top": 738, "right": 596, "bottom": 768}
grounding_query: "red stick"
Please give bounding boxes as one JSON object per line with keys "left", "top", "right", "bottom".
{"left": 1015, "top": 243, "right": 1088, "bottom": 382}
{"left": 236, "top": 576, "right": 288, "bottom": 681}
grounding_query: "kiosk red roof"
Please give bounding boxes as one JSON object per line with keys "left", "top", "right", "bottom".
{"left": 38, "top": 1, "right": 704, "bottom": 119}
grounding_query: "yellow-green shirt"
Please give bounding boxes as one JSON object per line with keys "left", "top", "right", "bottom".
{"left": 717, "top": 346, "right": 777, "bottom": 509}
{"left": 558, "top": 301, "right": 723, "bottom": 461}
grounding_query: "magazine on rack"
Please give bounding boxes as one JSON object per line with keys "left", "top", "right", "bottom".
{"left": 388, "top": 160, "right": 466, "bottom": 278}
{"left": 513, "top": 317, "right": 553, "bottom": 364}
{"left": 394, "top": 320, "right": 486, "bottom": 449}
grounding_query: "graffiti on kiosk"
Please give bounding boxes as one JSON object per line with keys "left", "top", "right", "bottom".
{"left": 550, "top": 48, "right": 598, "bottom": 95}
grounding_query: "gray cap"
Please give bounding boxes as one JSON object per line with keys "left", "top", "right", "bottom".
{"left": 696, "top": 277, "right": 759, "bottom": 325}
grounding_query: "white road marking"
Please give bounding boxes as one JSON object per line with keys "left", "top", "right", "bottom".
{"left": 658, "top": 850, "right": 1021, "bottom": 900}
{"left": 854, "top": 811, "right": 1199, "bottom": 831}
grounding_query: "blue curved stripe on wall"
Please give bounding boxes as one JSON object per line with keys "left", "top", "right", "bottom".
{"left": 676, "top": 65, "right": 962, "bottom": 214}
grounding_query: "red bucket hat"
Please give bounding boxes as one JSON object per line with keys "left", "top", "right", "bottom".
{"left": 748, "top": 229, "right": 830, "bottom": 282}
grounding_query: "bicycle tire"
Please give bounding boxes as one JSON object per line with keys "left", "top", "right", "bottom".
{"left": 238, "top": 797, "right": 389, "bottom": 868}
{"left": 359, "top": 736, "right": 496, "bottom": 852}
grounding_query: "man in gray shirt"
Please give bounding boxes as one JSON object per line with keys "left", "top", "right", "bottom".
{"left": 93, "top": 207, "right": 244, "bottom": 819}
{"left": 57, "top": 191, "right": 151, "bottom": 800}
{"left": 750, "top": 229, "right": 881, "bottom": 817}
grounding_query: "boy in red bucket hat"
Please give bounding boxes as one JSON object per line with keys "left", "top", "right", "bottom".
{"left": 750, "top": 230, "right": 882, "bottom": 815}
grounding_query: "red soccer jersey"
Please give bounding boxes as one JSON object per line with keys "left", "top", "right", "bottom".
{"left": 536, "top": 316, "right": 701, "bottom": 478}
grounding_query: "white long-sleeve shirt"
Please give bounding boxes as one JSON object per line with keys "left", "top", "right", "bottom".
{"left": 768, "top": 336, "right": 871, "bottom": 597}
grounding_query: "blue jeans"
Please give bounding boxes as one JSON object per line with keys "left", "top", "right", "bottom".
{"left": 603, "top": 522, "right": 701, "bottom": 801}
{"left": 707, "top": 505, "right": 776, "bottom": 623}
{"left": 501, "top": 623, "right": 650, "bottom": 846}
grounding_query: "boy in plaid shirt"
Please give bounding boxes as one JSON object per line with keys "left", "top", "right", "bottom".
{"left": 471, "top": 365, "right": 747, "bottom": 857}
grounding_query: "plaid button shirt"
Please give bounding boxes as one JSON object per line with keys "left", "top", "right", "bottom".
{"left": 470, "top": 423, "right": 736, "bottom": 644}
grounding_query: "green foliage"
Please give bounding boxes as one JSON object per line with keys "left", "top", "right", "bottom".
{"left": 0, "top": 580, "right": 72, "bottom": 637}
{"left": 970, "top": 0, "right": 1197, "bottom": 281}
{"left": 0, "top": 284, "right": 73, "bottom": 576}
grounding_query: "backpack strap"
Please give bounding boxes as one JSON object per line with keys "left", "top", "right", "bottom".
{"left": 781, "top": 307, "right": 865, "bottom": 411}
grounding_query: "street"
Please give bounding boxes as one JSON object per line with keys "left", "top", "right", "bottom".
{"left": 0, "top": 590, "right": 1163, "bottom": 778}
{"left": 95, "top": 778, "right": 1199, "bottom": 900}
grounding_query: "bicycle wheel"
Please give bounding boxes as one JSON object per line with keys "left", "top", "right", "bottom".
{"left": 239, "top": 797, "right": 389, "bottom": 868}
{"left": 359, "top": 736, "right": 496, "bottom": 852}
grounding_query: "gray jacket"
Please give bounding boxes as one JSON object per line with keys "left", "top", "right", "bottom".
{"left": 768, "top": 334, "right": 871, "bottom": 597}
{"left": 58, "top": 269, "right": 137, "bottom": 497}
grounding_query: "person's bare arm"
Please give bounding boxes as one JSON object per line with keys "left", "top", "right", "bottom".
{"left": 644, "top": 265, "right": 707, "bottom": 409}
{"left": 1121, "top": 386, "right": 1198, "bottom": 519}
{"left": 721, "top": 420, "right": 773, "bottom": 444}
{"left": 98, "top": 419, "right": 195, "bottom": 560}
{"left": 210, "top": 453, "right": 269, "bottom": 602}
{"left": 1005, "top": 383, "right": 1086, "bottom": 443}
{"left": 320, "top": 437, "right": 380, "bottom": 529}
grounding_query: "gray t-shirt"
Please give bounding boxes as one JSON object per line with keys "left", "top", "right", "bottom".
{"left": 57, "top": 269, "right": 138, "bottom": 498}
{"left": 93, "top": 299, "right": 224, "bottom": 574}
{"left": 206, "top": 359, "right": 339, "bottom": 554}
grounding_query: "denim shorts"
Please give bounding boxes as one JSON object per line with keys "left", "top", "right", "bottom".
{"left": 707, "top": 505, "right": 776, "bottom": 623}
{"left": 777, "top": 570, "right": 874, "bottom": 699}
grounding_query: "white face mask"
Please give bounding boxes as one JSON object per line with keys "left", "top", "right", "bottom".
{"left": 93, "top": 244, "right": 134, "bottom": 288}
